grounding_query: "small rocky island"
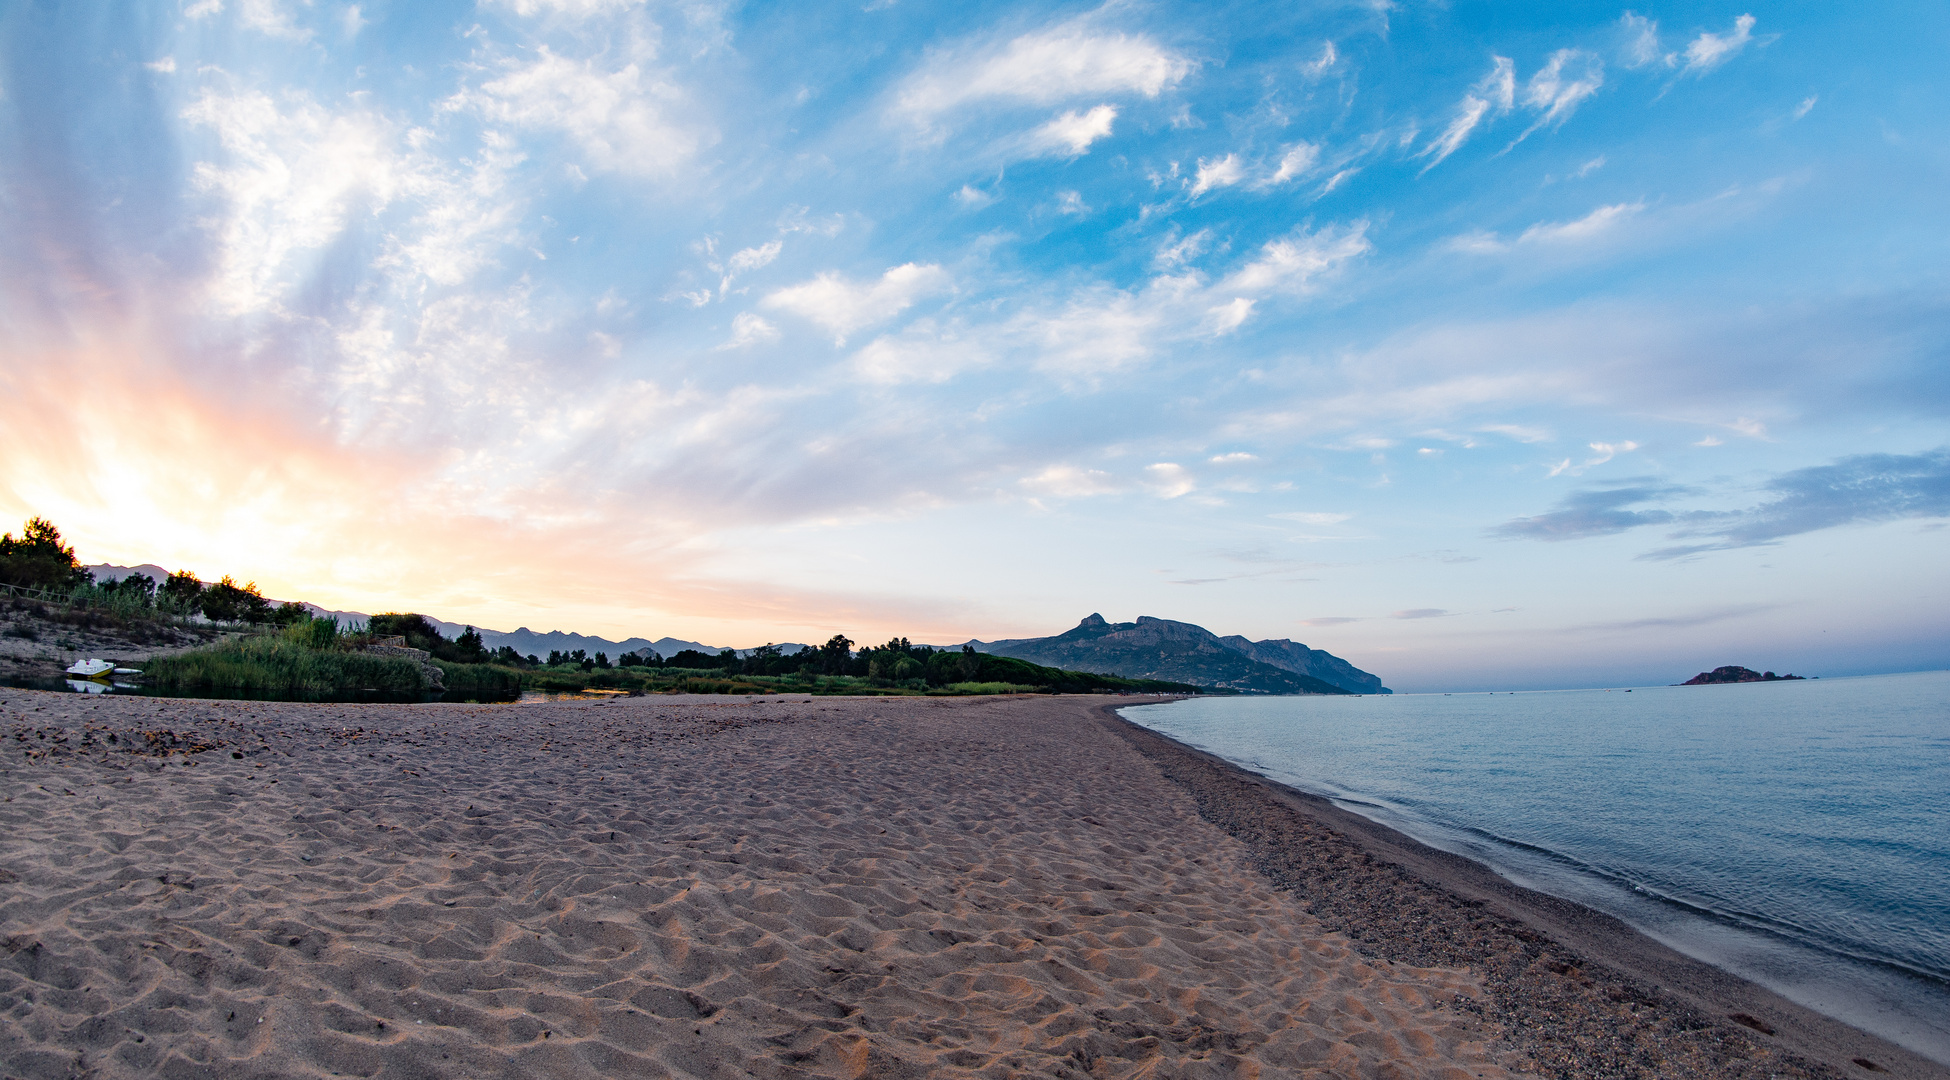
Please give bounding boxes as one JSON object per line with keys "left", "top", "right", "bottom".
{"left": 1680, "top": 665, "right": 1807, "bottom": 685}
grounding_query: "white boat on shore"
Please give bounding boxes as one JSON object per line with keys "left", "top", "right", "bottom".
{"left": 65, "top": 658, "right": 114, "bottom": 678}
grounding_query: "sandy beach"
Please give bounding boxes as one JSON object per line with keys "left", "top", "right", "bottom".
{"left": 1, "top": 690, "right": 1939, "bottom": 1079}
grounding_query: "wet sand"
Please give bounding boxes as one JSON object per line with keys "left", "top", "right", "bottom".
{"left": 0, "top": 690, "right": 1937, "bottom": 1079}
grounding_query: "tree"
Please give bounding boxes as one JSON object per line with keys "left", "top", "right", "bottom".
{"left": 455, "top": 626, "right": 488, "bottom": 663}
{"left": 200, "top": 576, "right": 271, "bottom": 623}
{"left": 161, "top": 571, "right": 205, "bottom": 612}
{"left": 817, "top": 634, "right": 854, "bottom": 675}
{"left": 107, "top": 573, "right": 157, "bottom": 602}
{"left": 0, "top": 517, "right": 90, "bottom": 590}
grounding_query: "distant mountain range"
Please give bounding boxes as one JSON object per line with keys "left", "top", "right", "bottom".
{"left": 85, "top": 564, "right": 804, "bottom": 660}
{"left": 965, "top": 614, "right": 1390, "bottom": 695}
{"left": 85, "top": 565, "right": 1387, "bottom": 691}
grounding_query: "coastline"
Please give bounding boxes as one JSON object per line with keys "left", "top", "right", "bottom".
{"left": 1103, "top": 702, "right": 1948, "bottom": 1079}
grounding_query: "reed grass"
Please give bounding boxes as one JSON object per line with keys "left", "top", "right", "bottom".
{"left": 141, "top": 635, "right": 430, "bottom": 693}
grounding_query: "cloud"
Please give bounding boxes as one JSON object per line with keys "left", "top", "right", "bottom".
{"left": 1153, "top": 228, "right": 1210, "bottom": 268}
{"left": 848, "top": 321, "right": 990, "bottom": 384}
{"left": 1512, "top": 49, "right": 1604, "bottom": 145}
{"left": 1266, "top": 143, "right": 1320, "bottom": 186}
{"left": 1205, "top": 297, "right": 1254, "bottom": 334}
{"left": 1272, "top": 511, "right": 1350, "bottom": 525}
{"left": 1300, "top": 616, "right": 1360, "bottom": 626}
{"left": 1143, "top": 462, "right": 1195, "bottom": 498}
{"left": 1219, "top": 222, "right": 1372, "bottom": 294}
{"left": 1545, "top": 440, "right": 1640, "bottom": 477}
{"left": 1020, "top": 465, "right": 1120, "bottom": 498}
{"left": 1054, "top": 190, "right": 1089, "bottom": 215}
{"left": 895, "top": 16, "right": 1192, "bottom": 127}
{"left": 1619, "top": 12, "right": 1664, "bottom": 68}
{"left": 1494, "top": 449, "right": 1950, "bottom": 557}
{"left": 717, "top": 312, "right": 779, "bottom": 350}
{"left": 1391, "top": 608, "right": 1454, "bottom": 619}
{"left": 498, "top": 0, "right": 643, "bottom": 16}
{"left": 1679, "top": 14, "right": 1756, "bottom": 78}
{"left": 237, "top": 0, "right": 311, "bottom": 40}
{"left": 1479, "top": 423, "right": 1552, "bottom": 444}
{"left": 1524, "top": 201, "right": 1644, "bottom": 243}
{"left": 1642, "top": 447, "right": 1950, "bottom": 558}
{"left": 1792, "top": 95, "right": 1817, "bottom": 121}
{"left": 1561, "top": 604, "right": 1776, "bottom": 633}
{"left": 1455, "top": 201, "right": 1645, "bottom": 253}
{"left": 953, "top": 185, "right": 996, "bottom": 209}
{"left": 1024, "top": 105, "right": 1117, "bottom": 157}
{"left": 1419, "top": 56, "right": 1513, "bottom": 169}
{"left": 1013, "top": 289, "right": 1164, "bottom": 378}
{"left": 1493, "top": 484, "right": 1683, "bottom": 541}
{"left": 726, "top": 241, "right": 781, "bottom": 276}
{"left": 762, "top": 263, "right": 952, "bottom": 344}
{"left": 181, "top": 89, "right": 431, "bottom": 316}
{"left": 1301, "top": 41, "right": 1338, "bottom": 80}
{"left": 1190, "top": 153, "right": 1244, "bottom": 195}
{"left": 146, "top": 57, "right": 177, "bottom": 74}
{"left": 468, "top": 47, "right": 700, "bottom": 178}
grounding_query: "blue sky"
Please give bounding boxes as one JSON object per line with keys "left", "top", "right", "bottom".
{"left": 1, "top": 0, "right": 1945, "bottom": 690}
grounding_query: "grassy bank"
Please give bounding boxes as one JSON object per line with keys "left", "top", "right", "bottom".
{"left": 141, "top": 635, "right": 430, "bottom": 694}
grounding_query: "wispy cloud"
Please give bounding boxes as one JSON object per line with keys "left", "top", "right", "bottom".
{"left": 1452, "top": 201, "right": 1645, "bottom": 253}
{"left": 1493, "top": 484, "right": 1684, "bottom": 540}
{"left": 1420, "top": 56, "right": 1513, "bottom": 169}
{"left": 894, "top": 14, "right": 1191, "bottom": 132}
{"left": 1678, "top": 14, "right": 1756, "bottom": 78}
{"left": 1265, "top": 142, "right": 1320, "bottom": 186}
{"left": 1219, "top": 222, "right": 1372, "bottom": 294}
{"left": 1391, "top": 608, "right": 1454, "bottom": 619}
{"left": 1496, "top": 449, "right": 1950, "bottom": 557}
{"left": 1619, "top": 12, "right": 1663, "bottom": 68}
{"left": 1511, "top": 49, "right": 1605, "bottom": 147}
{"left": 1642, "top": 447, "right": 1950, "bottom": 558}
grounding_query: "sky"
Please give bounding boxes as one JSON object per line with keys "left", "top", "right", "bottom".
{"left": 1, "top": 0, "right": 1945, "bottom": 691}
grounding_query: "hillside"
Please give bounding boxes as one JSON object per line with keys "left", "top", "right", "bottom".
{"left": 973, "top": 614, "right": 1387, "bottom": 695}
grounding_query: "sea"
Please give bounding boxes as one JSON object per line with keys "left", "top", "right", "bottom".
{"left": 1118, "top": 670, "right": 1950, "bottom": 1064}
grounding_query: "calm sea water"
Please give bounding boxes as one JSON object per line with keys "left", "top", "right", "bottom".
{"left": 1119, "top": 670, "right": 1950, "bottom": 1063}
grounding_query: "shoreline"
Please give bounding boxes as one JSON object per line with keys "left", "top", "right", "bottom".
{"left": 1102, "top": 701, "right": 1948, "bottom": 1079}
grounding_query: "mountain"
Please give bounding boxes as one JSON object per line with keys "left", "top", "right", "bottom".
{"left": 84, "top": 564, "right": 806, "bottom": 660}
{"left": 1216, "top": 635, "right": 1389, "bottom": 695}
{"left": 88, "top": 563, "right": 171, "bottom": 584}
{"left": 970, "top": 614, "right": 1389, "bottom": 695}
{"left": 434, "top": 624, "right": 808, "bottom": 662}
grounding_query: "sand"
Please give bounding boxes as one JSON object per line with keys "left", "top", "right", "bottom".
{"left": 0, "top": 690, "right": 1938, "bottom": 1080}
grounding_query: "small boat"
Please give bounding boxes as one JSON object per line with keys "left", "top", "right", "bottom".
{"left": 112, "top": 667, "right": 142, "bottom": 675}
{"left": 65, "top": 658, "right": 115, "bottom": 678}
